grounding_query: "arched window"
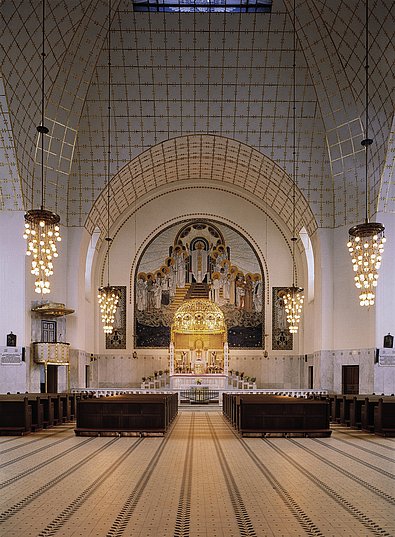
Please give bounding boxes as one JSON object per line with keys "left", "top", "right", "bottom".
{"left": 299, "top": 227, "right": 314, "bottom": 303}
{"left": 85, "top": 228, "right": 101, "bottom": 300}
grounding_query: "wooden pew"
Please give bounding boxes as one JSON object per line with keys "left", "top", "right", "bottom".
{"left": 339, "top": 395, "right": 355, "bottom": 426}
{"left": 349, "top": 395, "right": 366, "bottom": 429}
{"left": 361, "top": 396, "right": 382, "bottom": 432}
{"left": 75, "top": 393, "right": 178, "bottom": 436}
{"left": 27, "top": 395, "right": 44, "bottom": 431}
{"left": 0, "top": 393, "right": 77, "bottom": 429}
{"left": 374, "top": 399, "right": 395, "bottom": 437}
{"left": 0, "top": 398, "right": 32, "bottom": 435}
{"left": 0, "top": 394, "right": 44, "bottom": 431}
{"left": 330, "top": 395, "right": 342, "bottom": 423}
{"left": 223, "top": 394, "right": 331, "bottom": 437}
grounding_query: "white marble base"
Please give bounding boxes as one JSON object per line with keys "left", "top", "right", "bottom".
{"left": 170, "top": 374, "right": 228, "bottom": 390}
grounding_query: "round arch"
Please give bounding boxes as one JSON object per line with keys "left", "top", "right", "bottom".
{"left": 86, "top": 135, "right": 317, "bottom": 245}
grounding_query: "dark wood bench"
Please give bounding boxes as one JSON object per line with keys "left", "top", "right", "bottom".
{"left": 360, "top": 396, "right": 387, "bottom": 433}
{"left": 330, "top": 394, "right": 342, "bottom": 423}
{"left": 75, "top": 394, "right": 178, "bottom": 436}
{"left": 223, "top": 394, "right": 331, "bottom": 437}
{"left": 0, "top": 392, "right": 78, "bottom": 430}
{"left": 0, "top": 398, "right": 32, "bottom": 435}
{"left": 0, "top": 394, "right": 45, "bottom": 431}
{"left": 374, "top": 399, "right": 395, "bottom": 436}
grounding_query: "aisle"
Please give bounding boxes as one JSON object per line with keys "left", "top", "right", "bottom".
{"left": 0, "top": 412, "right": 394, "bottom": 537}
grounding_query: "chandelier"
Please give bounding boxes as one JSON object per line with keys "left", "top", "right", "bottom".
{"left": 284, "top": 285, "right": 304, "bottom": 334}
{"left": 283, "top": 0, "right": 304, "bottom": 334}
{"left": 23, "top": 209, "right": 61, "bottom": 294}
{"left": 347, "top": 0, "right": 385, "bottom": 307}
{"left": 98, "top": 284, "right": 119, "bottom": 334}
{"left": 97, "top": 0, "right": 119, "bottom": 334}
{"left": 348, "top": 223, "right": 385, "bottom": 306}
{"left": 23, "top": 0, "right": 61, "bottom": 294}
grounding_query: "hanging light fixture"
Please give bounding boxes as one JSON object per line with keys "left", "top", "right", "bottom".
{"left": 347, "top": 0, "right": 385, "bottom": 307}
{"left": 283, "top": 0, "right": 304, "bottom": 334}
{"left": 97, "top": 0, "right": 119, "bottom": 334}
{"left": 23, "top": 0, "right": 61, "bottom": 295}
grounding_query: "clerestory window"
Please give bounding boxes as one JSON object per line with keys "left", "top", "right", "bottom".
{"left": 133, "top": 0, "right": 272, "bottom": 13}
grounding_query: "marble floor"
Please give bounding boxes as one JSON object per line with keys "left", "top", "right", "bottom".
{"left": 0, "top": 409, "right": 394, "bottom": 537}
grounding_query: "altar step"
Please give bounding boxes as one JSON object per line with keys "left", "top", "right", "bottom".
{"left": 180, "top": 404, "right": 221, "bottom": 411}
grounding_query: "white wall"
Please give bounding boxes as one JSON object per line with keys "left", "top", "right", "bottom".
{"left": 0, "top": 211, "right": 26, "bottom": 346}
{"left": 3, "top": 184, "right": 394, "bottom": 394}
{"left": 332, "top": 225, "right": 376, "bottom": 349}
{"left": 375, "top": 212, "right": 395, "bottom": 347}
{"left": 93, "top": 181, "right": 305, "bottom": 355}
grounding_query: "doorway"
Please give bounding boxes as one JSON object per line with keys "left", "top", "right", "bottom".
{"left": 85, "top": 364, "right": 90, "bottom": 388}
{"left": 342, "top": 365, "right": 359, "bottom": 394}
{"left": 308, "top": 366, "right": 313, "bottom": 389}
{"left": 47, "top": 364, "right": 58, "bottom": 393}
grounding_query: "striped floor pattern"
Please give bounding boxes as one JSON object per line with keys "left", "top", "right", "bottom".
{"left": 0, "top": 410, "right": 394, "bottom": 537}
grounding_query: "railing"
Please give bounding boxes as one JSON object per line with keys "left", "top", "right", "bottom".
{"left": 180, "top": 388, "right": 220, "bottom": 404}
{"left": 32, "top": 342, "right": 70, "bottom": 364}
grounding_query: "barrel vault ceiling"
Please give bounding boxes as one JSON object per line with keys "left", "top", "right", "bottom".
{"left": 0, "top": 0, "right": 394, "bottom": 236}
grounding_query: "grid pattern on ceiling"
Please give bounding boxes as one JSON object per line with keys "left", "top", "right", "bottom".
{"left": 0, "top": 0, "right": 88, "bottom": 213}
{"left": 0, "top": 0, "right": 393, "bottom": 226}
{"left": 296, "top": 0, "right": 395, "bottom": 226}
{"left": 85, "top": 134, "right": 317, "bottom": 244}
{"left": 132, "top": 0, "right": 273, "bottom": 13}
{"left": 68, "top": 4, "right": 332, "bottom": 228}
{"left": 0, "top": 75, "right": 23, "bottom": 211}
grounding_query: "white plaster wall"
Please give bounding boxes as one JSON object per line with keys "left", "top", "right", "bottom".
{"left": 332, "top": 225, "right": 376, "bottom": 349}
{"left": 65, "top": 228, "right": 92, "bottom": 352}
{"left": 375, "top": 212, "right": 395, "bottom": 347}
{"left": 230, "top": 353, "right": 305, "bottom": 389}
{"left": 332, "top": 348, "right": 375, "bottom": 394}
{"left": 93, "top": 182, "right": 306, "bottom": 356}
{"left": 0, "top": 211, "right": 26, "bottom": 346}
{"left": 5, "top": 187, "right": 393, "bottom": 394}
{"left": 374, "top": 363, "right": 395, "bottom": 395}
{"left": 0, "top": 362, "right": 27, "bottom": 393}
{"left": 312, "top": 229, "right": 334, "bottom": 352}
{"left": 95, "top": 351, "right": 169, "bottom": 388}
{"left": 84, "top": 349, "right": 307, "bottom": 390}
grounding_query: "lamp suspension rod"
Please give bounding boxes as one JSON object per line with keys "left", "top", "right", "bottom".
{"left": 363, "top": 0, "right": 370, "bottom": 224}
{"left": 291, "top": 0, "right": 297, "bottom": 287}
{"left": 106, "top": 0, "right": 112, "bottom": 287}
{"left": 40, "top": 0, "right": 46, "bottom": 211}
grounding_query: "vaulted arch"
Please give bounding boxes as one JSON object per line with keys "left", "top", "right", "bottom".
{"left": 86, "top": 135, "right": 317, "bottom": 245}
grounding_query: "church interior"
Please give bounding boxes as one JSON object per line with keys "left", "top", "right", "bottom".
{"left": 0, "top": 0, "right": 394, "bottom": 535}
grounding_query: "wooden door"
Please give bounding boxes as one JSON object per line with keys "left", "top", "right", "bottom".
{"left": 47, "top": 365, "right": 58, "bottom": 393}
{"left": 308, "top": 366, "right": 314, "bottom": 389}
{"left": 342, "top": 365, "right": 359, "bottom": 394}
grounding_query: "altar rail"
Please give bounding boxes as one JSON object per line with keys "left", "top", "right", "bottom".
{"left": 180, "top": 389, "right": 220, "bottom": 404}
{"left": 72, "top": 388, "right": 328, "bottom": 405}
